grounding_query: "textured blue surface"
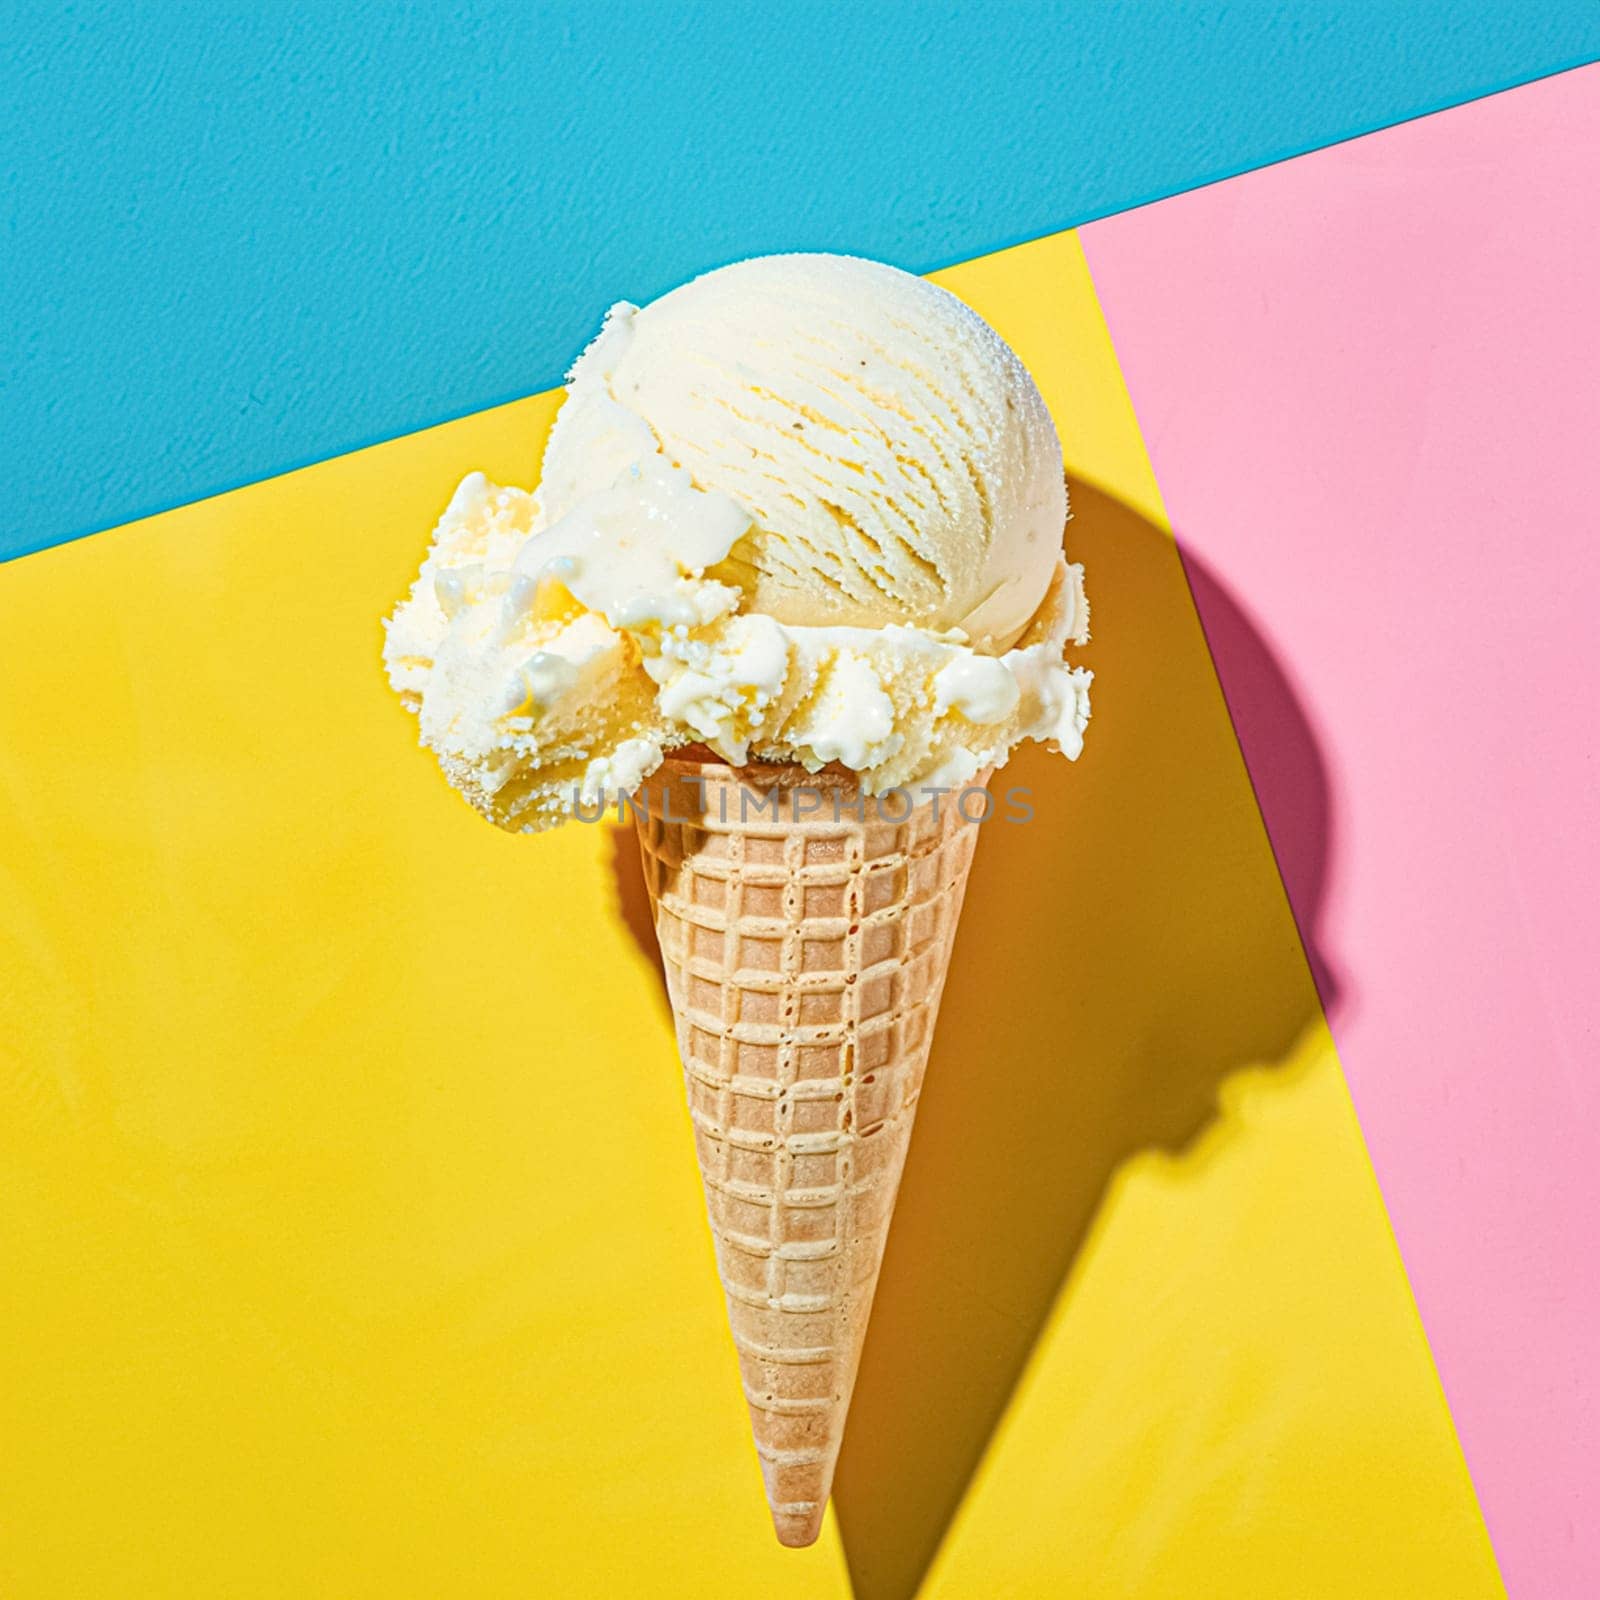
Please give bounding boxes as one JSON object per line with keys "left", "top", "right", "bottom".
{"left": 5, "top": 4, "right": 1598, "bottom": 560}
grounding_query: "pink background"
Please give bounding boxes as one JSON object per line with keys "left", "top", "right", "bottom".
{"left": 1083, "top": 65, "right": 1600, "bottom": 1597}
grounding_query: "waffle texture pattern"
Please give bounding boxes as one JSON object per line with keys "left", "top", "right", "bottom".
{"left": 635, "top": 754, "right": 986, "bottom": 1545}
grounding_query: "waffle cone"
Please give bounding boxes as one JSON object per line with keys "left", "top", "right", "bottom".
{"left": 634, "top": 752, "right": 988, "bottom": 1547}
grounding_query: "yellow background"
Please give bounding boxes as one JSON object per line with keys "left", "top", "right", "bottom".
{"left": 0, "top": 234, "right": 1501, "bottom": 1597}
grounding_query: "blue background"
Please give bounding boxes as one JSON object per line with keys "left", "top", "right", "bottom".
{"left": 5, "top": 2, "right": 1598, "bottom": 560}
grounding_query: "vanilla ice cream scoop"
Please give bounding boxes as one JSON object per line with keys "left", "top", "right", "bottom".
{"left": 540, "top": 254, "right": 1065, "bottom": 651}
{"left": 385, "top": 253, "right": 1091, "bottom": 832}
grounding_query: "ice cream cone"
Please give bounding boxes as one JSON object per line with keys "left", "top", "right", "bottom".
{"left": 633, "top": 751, "right": 989, "bottom": 1546}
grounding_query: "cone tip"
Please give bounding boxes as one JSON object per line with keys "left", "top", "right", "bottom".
{"left": 771, "top": 1503, "right": 825, "bottom": 1548}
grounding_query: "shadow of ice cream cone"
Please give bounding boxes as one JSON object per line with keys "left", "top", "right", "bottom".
{"left": 610, "top": 479, "right": 1338, "bottom": 1596}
